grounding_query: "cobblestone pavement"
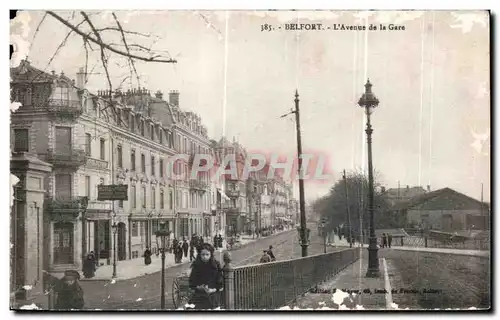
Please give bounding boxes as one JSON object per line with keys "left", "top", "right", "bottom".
{"left": 78, "top": 224, "right": 335, "bottom": 310}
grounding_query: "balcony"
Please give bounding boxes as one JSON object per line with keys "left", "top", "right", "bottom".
{"left": 46, "top": 149, "right": 87, "bottom": 168}
{"left": 46, "top": 99, "right": 83, "bottom": 119}
{"left": 46, "top": 196, "right": 88, "bottom": 221}
{"left": 189, "top": 179, "right": 209, "bottom": 191}
{"left": 227, "top": 190, "right": 240, "bottom": 198}
{"left": 85, "top": 157, "right": 109, "bottom": 170}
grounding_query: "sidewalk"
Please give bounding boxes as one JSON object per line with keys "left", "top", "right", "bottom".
{"left": 294, "top": 254, "right": 393, "bottom": 310}
{"left": 390, "top": 245, "right": 489, "bottom": 257}
{"left": 50, "top": 228, "right": 295, "bottom": 282}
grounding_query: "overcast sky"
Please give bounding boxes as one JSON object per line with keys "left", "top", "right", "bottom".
{"left": 19, "top": 10, "right": 490, "bottom": 202}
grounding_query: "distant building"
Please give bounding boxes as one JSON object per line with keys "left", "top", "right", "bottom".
{"left": 392, "top": 187, "right": 490, "bottom": 231}
{"left": 383, "top": 185, "right": 428, "bottom": 206}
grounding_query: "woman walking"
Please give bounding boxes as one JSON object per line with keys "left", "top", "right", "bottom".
{"left": 188, "top": 243, "right": 223, "bottom": 310}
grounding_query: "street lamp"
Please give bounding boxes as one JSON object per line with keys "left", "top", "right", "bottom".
{"left": 358, "top": 79, "right": 380, "bottom": 278}
{"left": 156, "top": 222, "right": 171, "bottom": 309}
{"left": 111, "top": 221, "right": 118, "bottom": 278}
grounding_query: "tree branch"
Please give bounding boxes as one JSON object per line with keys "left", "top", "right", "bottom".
{"left": 46, "top": 10, "right": 178, "bottom": 64}
{"left": 112, "top": 12, "right": 141, "bottom": 87}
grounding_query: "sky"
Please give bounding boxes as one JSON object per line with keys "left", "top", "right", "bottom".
{"left": 15, "top": 10, "right": 490, "bottom": 202}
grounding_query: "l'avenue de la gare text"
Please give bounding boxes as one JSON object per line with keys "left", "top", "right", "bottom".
{"left": 284, "top": 23, "right": 405, "bottom": 31}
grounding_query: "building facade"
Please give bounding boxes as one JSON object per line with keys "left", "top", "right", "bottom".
{"left": 166, "top": 91, "right": 212, "bottom": 241}
{"left": 10, "top": 61, "right": 180, "bottom": 273}
{"left": 393, "top": 187, "right": 490, "bottom": 231}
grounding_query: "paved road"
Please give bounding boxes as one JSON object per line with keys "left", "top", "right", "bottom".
{"left": 385, "top": 249, "right": 491, "bottom": 310}
{"left": 80, "top": 223, "right": 334, "bottom": 310}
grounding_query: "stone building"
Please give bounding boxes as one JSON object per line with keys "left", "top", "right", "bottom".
{"left": 165, "top": 91, "right": 212, "bottom": 241}
{"left": 392, "top": 187, "right": 490, "bottom": 231}
{"left": 10, "top": 61, "right": 179, "bottom": 275}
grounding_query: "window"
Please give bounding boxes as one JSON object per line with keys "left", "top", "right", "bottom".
{"left": 141, "top": 121, "right": 145, "bottom": 136}
{"left": 100, "top": 138, "right": 105, "bottom": 160}
{"left": 151, "top": 187, "right": 156, "bottom": 209}
{"left": 142, "top": 186, "right": 146, "bottom": 208}
{"left": 160, "top": 190, "right": 164, "bottom": 209}
{"left": 159, "top": 130, "right": 163, "bottom": 144}
{"left": 118, "top": 200, "right": 124, "bottom": 208}
{"left": 131, "top": 185, "right": 136, "bottom": 208}
{"left": 151, "top": 125, "right": 155, "bottom": 141}
{"left": 169, "top": 190, "right": 173, "bottom": 209}
{"left": 141, "top": 154, "right": 146, "bottom": 173}
{"left": 159, "top": 159, "right": 164, "bottom": 178}
{"left": 54, "top": 86, "right": 69, "bottom": 101}
{"left": 84, "top": 176, "right": 90, "bottom": 197}
{"left": 117, "top": 145, "right": 123, "bottom": 168}
{"left": 176, "top": 190, "right": 181, "bottom": 209}
{"left": 151, "top": 156, "right": 155, "bottom": 176}
{"left": 85, "top": 133, "right": 91, "bottom": 156}
{"left": 14, "top": 129, "right": 29, "bottom": 152}
{"left": 55, "top": 174, "right": 72, "bottom": 200}
{"left": 132, "top": 222, "right": 138, "bottom": 237}
{"left": 55, "top": 127, "right": 71, "bottom": 155}
{"left": 131, "top": 149, "right": 136, "bottom": 171}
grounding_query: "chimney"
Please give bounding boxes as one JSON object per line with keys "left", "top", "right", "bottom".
{"left": 76, "top": 67, "right": 86, "bottom": 89}
{"left": 169, "top": 90, "right": 179, "bottom": 106}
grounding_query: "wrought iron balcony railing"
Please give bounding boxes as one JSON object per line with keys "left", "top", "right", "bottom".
{"left": 45, "top": 149, "right": 87, "bottom": 168}
{"left": 46, "top": 196, "right": 88, "bottom": 211}
{"left": 46, "top": 99, "right": 83, "bottom": 117}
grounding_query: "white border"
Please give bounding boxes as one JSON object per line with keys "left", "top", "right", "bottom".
{"left": 3, "top": 1, "right": 497, "bottom": 320}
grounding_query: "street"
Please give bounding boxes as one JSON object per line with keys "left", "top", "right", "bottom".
{"left": 80, "top": 224, "right": 336, "bottom": 310}
{"left": 386, "top": 249, "right": 490, "bottom": 309}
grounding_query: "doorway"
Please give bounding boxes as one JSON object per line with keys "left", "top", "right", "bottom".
{"left": 53, "top": 222, "right": 74, "bottom": 264}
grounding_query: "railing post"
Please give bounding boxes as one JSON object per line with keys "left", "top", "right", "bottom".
{"left": 424, "top": 236, "right": 428, "bottom": 248}
{"left": 222, "top": 251, "right": 235, "bottom": 310}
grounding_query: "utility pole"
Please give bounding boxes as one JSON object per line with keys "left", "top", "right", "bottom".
{"left": 280, "top": 90, "right": 308, "bottom": 257}
{"left": 343, "top": 169, "right": 353, "bottom": 248}
{"left": 294, "top": 90, "right": 308, "bottom": 257}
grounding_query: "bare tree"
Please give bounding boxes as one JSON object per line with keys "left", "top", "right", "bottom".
{"left": 25, "top": 10, "right": 178, "bottom": 124}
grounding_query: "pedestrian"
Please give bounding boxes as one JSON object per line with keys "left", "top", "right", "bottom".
{"left": 82, "top": 253, "right": 95, "bottom": 279}
{"left": 188, "top": 243, "right": 223, "bottom": 310}
{"left": 89, "top": 251, "right": 98, "bottom": 269}
{"left": 182, "top": 238, "right": 189, "bottom": 258}
{"left": 190, "top": 243, "right": 196, "bottom": 262}
{"left": 175, "top": 244, "right": 184, "bottom": 263}
{"left": 388, "top": 234, "right": 393, "bottom": 248}
{"left": 54, "top": 270, "right": 85, "bottom": 310}
{"left": 382, "top": 233, "right": 388, "bottom": 248}
{"left": 143, "top": 247, "right": 152, "bottom": 265}
{"left": 267, "top": 245, "right": 276, "bottom": 261}
{"left": 259, "top": 250, "right": 271, "bottom": 263}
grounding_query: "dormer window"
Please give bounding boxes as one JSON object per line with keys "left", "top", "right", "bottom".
{"left": 54, "top": 85, "right": 69, "bottom": 102}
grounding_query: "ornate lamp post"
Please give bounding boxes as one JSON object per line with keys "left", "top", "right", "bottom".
{"left": 111, "top": 221, "right": 118, "bottom": 278}
{"left": 156, "top": 222, "right": 171, "bottom": 309}
{"left": 358, "top": 79, "right": 380, "bottom": 278}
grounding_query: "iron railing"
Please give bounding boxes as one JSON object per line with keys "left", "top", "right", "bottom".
{"left": 222, "top": 247, "right": 359, "bottom": 310}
